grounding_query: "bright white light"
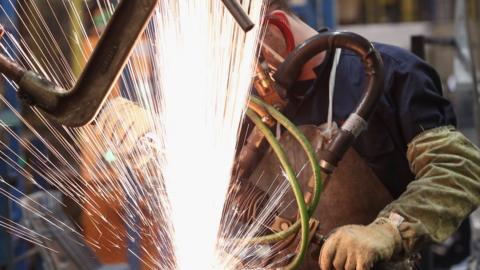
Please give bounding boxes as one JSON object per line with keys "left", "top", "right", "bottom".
{"left": 152, "top": 1, "right": 265, "bottom": 269}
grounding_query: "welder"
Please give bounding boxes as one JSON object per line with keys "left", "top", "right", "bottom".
{"left": 80, "top": 1, "right": 480, "bottom": 269}
{"left": 255, "top": 0, "right": 480, "bottom": 269}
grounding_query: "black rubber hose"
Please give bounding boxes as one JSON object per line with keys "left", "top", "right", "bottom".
{"left": 274, "top": 31, "right": 385, "bottom": 171}
{"left": 274, "top": 31, "right": 383, "bottom": 119}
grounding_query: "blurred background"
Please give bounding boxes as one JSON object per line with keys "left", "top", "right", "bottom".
{"left": 0, "top": 0, "right": 479, "bottom": 269}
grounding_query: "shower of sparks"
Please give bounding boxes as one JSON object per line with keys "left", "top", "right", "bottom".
{"left": 0, "top": 1, "right": 305, "bottom": 269}
{"left": 152, "top": 1, "right": 265, "bottom": 269}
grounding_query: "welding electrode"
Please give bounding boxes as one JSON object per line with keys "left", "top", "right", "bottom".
{"left": 222, "top": 0, "right": 255, "bottom": 32}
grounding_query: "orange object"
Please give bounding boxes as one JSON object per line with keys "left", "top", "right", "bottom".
{"left": 80, "top": 127, "right": 161, "bottom": 268}
{"left": 253, "top": 61, "right": 287, "bottom": 110}
{"left": 79, "top": 10, "right": 157, "bottom": 267}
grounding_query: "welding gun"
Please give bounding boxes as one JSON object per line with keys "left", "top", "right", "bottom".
{"left": 0, "top": 0, "right": 253, "bottom": 127}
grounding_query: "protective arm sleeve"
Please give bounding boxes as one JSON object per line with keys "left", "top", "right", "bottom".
{"left": 379, "top": 126, "right": 480, "bottom": 255}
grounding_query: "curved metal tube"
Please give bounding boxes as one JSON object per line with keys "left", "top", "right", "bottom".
{"left": 0, "top": 0, "right": 253, "bottom": 127}
{"left": 19, "top": 0, "right": 159, "bottom": 127}
{"left": 274, "top": 31, "right": 385, "bottom": 172}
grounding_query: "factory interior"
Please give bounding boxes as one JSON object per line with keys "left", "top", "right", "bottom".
{"left": 0, "top": 0, "right": 479, "bottom": 269}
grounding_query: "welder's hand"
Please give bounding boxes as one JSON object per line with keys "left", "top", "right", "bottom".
{"left": 95, "top": 97, "right": 155, "bottom": 166}
{"left": 319, "top": 218, "right": 403, "bottom": 270}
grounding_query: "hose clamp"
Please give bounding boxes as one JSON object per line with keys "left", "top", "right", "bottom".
{"left": 342, "top": 113, "right": 367, "bottom": 138}
{"left": 320, "top": 159, "right": 335, "bottom": 174}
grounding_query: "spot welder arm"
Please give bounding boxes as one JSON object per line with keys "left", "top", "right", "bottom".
{"left": 0, "top": 0, "right": 253, "bottom": 127}
{"left": 25, "top": 0, "right": 159, "bottom": 127}
{"left": 274, "top": 31, "right": 385, "bottom": 173}
{"left": 0, "top": 0, "right": 159, "bottom": 127}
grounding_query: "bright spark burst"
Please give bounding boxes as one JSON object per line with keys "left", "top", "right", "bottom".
{"left": 151, "top": 1, "right": 265, "bottom": 269}
{"left": 0, "top": 1, "right": 304, "bottom": 269}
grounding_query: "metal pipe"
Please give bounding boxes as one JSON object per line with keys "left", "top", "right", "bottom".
{"left": 221, "top": 0, "right": 255, "bottom": 32}
{"left": 0, "top": 0, "right": 158, "bottom": 127}
{"left": 0, "top": 52, "right": 24, "bottom": 83}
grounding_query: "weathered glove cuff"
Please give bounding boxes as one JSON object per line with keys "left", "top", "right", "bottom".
{"left": 372, "top": 212, "right": 405, "bottom": 260}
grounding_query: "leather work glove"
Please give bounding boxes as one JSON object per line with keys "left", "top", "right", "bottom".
{"left": 319, "top": 216, "right": 403, "bottom": 270}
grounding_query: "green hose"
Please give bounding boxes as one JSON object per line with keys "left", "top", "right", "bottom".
{"left": 233, "top": 98, "right": 324, "bottom": 268}
{"left": 246, "top": 96, "right": 323, "bottom": 245}
{"left": 251, "top": 96, "right": 323, "bottom": 215}
{"left": 246, "top": 109, "right": 309, "bottom": 270}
